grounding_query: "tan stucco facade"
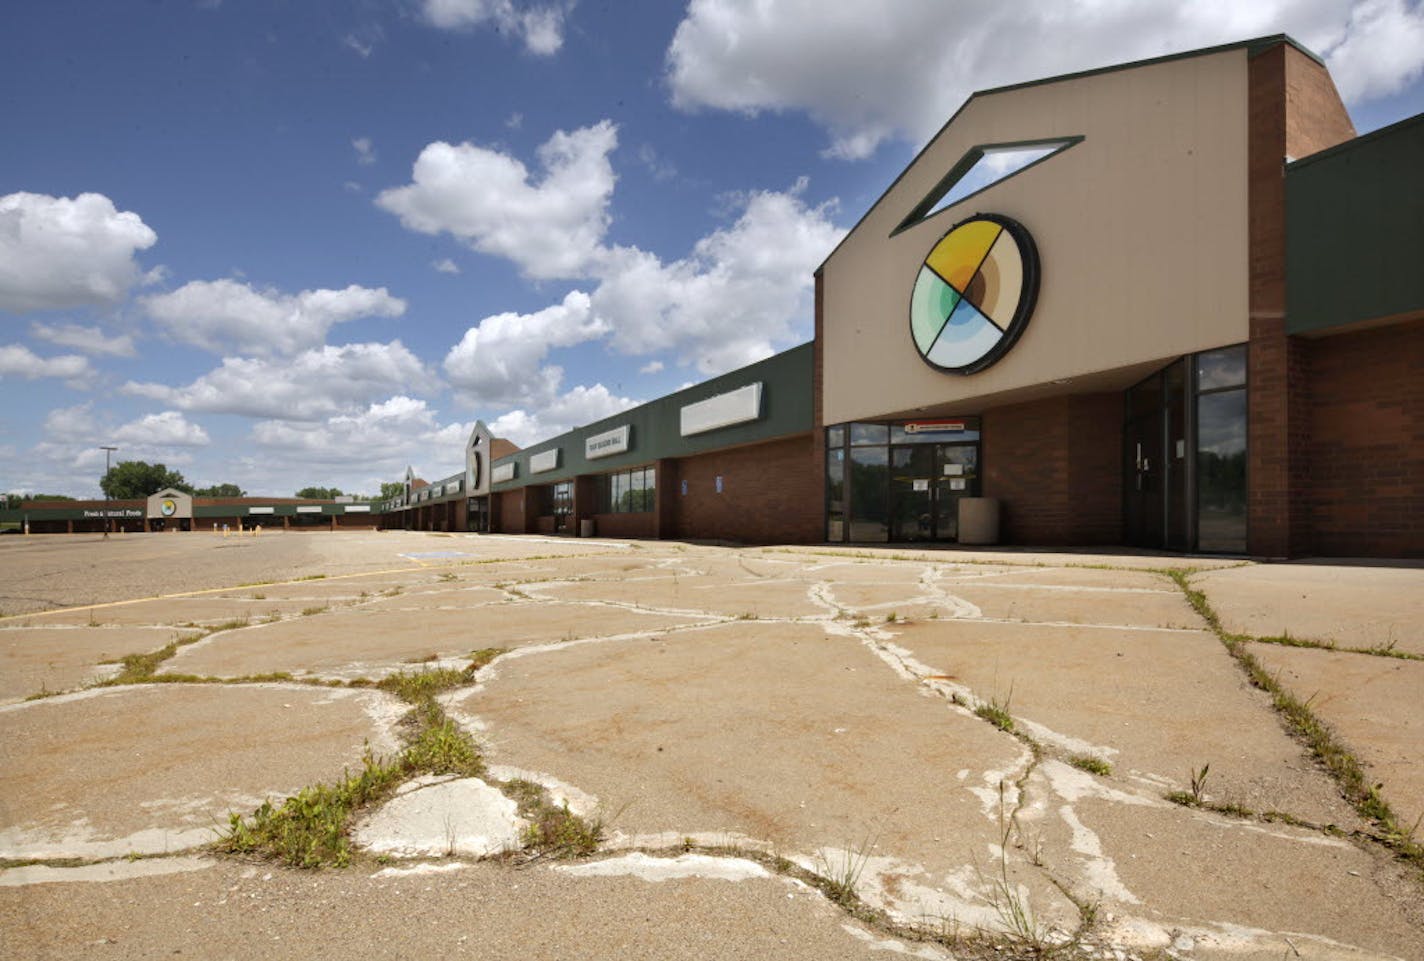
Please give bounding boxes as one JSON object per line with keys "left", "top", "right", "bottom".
{"left": 822, "top": 48, "right": 1251, "bottom": 425}
{"left": 145, "top": 488, "right": 193, "bottom": 520}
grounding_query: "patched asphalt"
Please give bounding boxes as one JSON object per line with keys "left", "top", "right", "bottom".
{"left": 0, "top": 530, "right": 1420, "bottom": 961}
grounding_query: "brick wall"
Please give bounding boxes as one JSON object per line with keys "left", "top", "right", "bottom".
{"left": 673, "top": 434, "right": 821, "bottom": 544}
{"left": 1247, "top": 44, "right": 1356, "bottom": 557}
{"left": 1306, "top": 317, "right": 1424, "bottom": 557}
{"left": 493, "top": 490, "right": 527, "bottom": 534}
{"left": 592, "top": 512, "right": 658, "bottom": 539}
{"left": 982, "top": 393, "right": 1121, "bottom": 545}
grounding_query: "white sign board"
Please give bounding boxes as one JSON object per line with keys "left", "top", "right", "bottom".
{"left": 297, "top": 505, "right": 322, "bottom": 514}
{"left": 345, "top": 504, "right": 371, "bottom": 513}
{"left": 585, "top": 425, "right": 631, "bottom": 459}
{"left": 530, "top": 449, "right": 560, "bottom": 474}
{"left": 248, "top": 507, "right": 275, "bottom": 515}
{"left": 492, "top": 462, "right": 516, "bottom": 484}
{"left": 680, "top": 382, "right": 763, "bottom": 437}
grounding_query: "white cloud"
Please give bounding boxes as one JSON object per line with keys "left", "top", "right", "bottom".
{"left": 0, "top": 344, "right": 94, "bottom": 384}
{"left": 353, "top": 137, "right": 376, "bottom": 165}
{"left": 376, "top": 121, "right": 618, "bottom": 280}
{"left": 666, "top": 0, "right": 1424, "bottom": 159}
{"left": 639, "top": 359, "right": 664, "bottom": 374}
{"left": 244, "top": 396, "right": 473, "bottom": 493}
{"left": 29, "top": 405, "right": 209, "bottom": 495}
{"left": 443, "top": 290, "right": 607, "bottom": 408}
{"left": 0, "top": 192, "right": 158, "bottom": 311}
{"left": 1326, "top": 0, "right": 1424, "bottom": 100}
{"left": 419, "top": 0, "right": 569, "bottom": 55}
{"left": 42, "top": 403, "right": 98, "bottom": 442}
{"left": 433, "top": 258, "right": 461, "bottom": 274}
{"left": 590, "top": 182, "right": 843, "bottom": 373}
{"left": 30, "top": 322, "right": 137, "bottom": 357}
{"left": 142, "top": 279, "right": 406, "bottom": 356}
{"left": 112, "top": 410, "right": 210, "bottom": 447}
{"left": 123, "top": 340, "right": 427, "bottom": 420}
{"left": 487, "top": 383, "right": 638, "bottom": 446}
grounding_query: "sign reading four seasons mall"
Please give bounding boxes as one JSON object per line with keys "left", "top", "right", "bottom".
{"left": 909, "top": 214, "right": 1039, "bottom": 374}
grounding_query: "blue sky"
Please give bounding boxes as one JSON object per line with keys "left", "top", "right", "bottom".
{"left": 3, "top": 1, "right": 1421, "bottom": 498}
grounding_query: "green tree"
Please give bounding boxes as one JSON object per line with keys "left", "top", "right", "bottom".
{"left": 100, "top": 461, "right": 191, "bottom": 499}
{"left": 6, "top": 493, "right": 76, "bottom": 507}
{"left": 193, "top": 483, "right": 246, "bottom": 497}
{"left": 379, "top": 481, "right": 404, "bottom": 501}
{"left": 295, "top": 486, "right": 343, "bottom": 500}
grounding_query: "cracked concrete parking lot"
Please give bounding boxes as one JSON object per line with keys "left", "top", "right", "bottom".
{"left": 1, "top": 530, "right": 1421, "bottom": 960}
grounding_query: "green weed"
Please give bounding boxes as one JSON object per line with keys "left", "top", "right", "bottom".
{"left": 1067, "top": 754, "right": 1112, "bottom": 777}
{"left": 974, "top": 687, "right": 1015, "bottom": 733}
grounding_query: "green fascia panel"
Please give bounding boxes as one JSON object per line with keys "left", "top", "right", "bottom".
{"left": 1286, "top": 113, "right": 1424, "bottom": 335}
{"left": 491, "top": 343, "right": 814, "bottom": 491}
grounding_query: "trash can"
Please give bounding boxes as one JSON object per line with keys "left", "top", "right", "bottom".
{"left": 579, "top": 518, "right": 596, "bottom": 538}
{"left": 957, "top": 497, "right": 1000, "bottom": 546}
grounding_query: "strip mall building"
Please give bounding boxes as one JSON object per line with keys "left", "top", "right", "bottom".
{"left": 16, "top": 38, "right": 1419, "bottom": 558}
{"left": 382, "top": 37, "right": 1420, "bottom": 559}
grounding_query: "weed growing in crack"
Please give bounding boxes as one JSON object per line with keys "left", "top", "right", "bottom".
{"left": 814, "top": 832, "right": 878, "bottom": 908}
{"left": 220, "top": 650, "right": 506, "bottom": 868}
{"left": 300, "top": 606, "right": 327, "bottom": 617}
{"left": 501, "top": 779, "right": 602, "bottom": 858}
{"left": 220, "top": 748, "right": 405, "bottom": 868}
{"left": 975, "top": 687, "right": 1015, "bottom": 734}
{"left": 1068, "top": 754, "right": 1112, "bottom": 777}
{"left": 1167, "top": 763, "right": 1211, "bottom": 807}
{"left": 1164, "top": 568, "right": 1424, "bottom": 873}
{"left": 983, "top": 780, "right": 1047, "bottom": 950}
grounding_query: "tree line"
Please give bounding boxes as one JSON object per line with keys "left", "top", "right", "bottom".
{"left": 5, "top": 461, "right": 405, "bottom": 504}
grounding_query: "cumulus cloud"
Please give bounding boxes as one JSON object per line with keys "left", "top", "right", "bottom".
{"left": 639, "top": 360, "right": 664, "bottom": 374}
{"left": 0, "top": 192, "right": 158, "bottom": 311}
{"left": 487, "top": 383, "right": 638, "bottom": 447}
{"left": 32, "top": 405, "right": 209, "bottom": 495}
{"left": 123, "top": 341, "right": 427, "bottom": 420}
{"left": 666, "top": 0, "right": 1424, "bottom": 159}
{"left": 443, "top": 290, "right": 607, "bottom": 408}
{"left": 30, "top": 322, "right": 137, "bottom": 357}
{"left": 244, "top": 396, "right": 473, "bottom": 493}
{"left": 142, "top": 279, "right": 406, "bottom": 356}
{"left": 433, "top": 258, "right": 461, "bottom": 274}
{"left": 376, "top": 121, "right": 618, "bottom": 280}
{"left": 591, "top": 182, "right": 843, "bottom": 373}
{"left": 0, "top": 343, "right": 94, "bottom": 384}
{"left": 419, "top": 0, "right": 569, "bottom": 55}
{"left": 112, "top": 410, "right": 210, "bottom": 447}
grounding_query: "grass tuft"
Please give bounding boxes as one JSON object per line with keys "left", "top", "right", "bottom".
{"left": 974, "top": 687, "right": 1015, "bottom": 734}
{"left": 503, "top": 779, "right": 602, "bottom": 858}
{"left": 1067, "top": 754, "right": 1112, "bottom": 777}
{"left": 219, "top": 749, "right": 404, "bottom": 868}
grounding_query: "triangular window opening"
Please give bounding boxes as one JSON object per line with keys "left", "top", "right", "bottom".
{"left": 895, "top": 137, "right": 1082, "bottom": 234}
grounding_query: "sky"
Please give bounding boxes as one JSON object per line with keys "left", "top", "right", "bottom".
{"left": 3, "top": 0, "right": 1422, "bottom": 499}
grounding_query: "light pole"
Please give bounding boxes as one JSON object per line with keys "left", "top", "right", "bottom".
{"left": 100, "top": 446, "right": 117, "bottom": 538}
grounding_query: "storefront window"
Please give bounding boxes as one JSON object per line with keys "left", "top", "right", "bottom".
{"left": 1196, "top": 389, "right": 1247, "bottom": 553}
{"left": 826, "top": 447, "right": 845, "bottom": 541}
{"left": 1197, "top": 345, "right": 1247, "bottom": 391}
{"left": 850, "top": 423, "right": 889, "bottom": 446}
{"left": 599, "top": 467, "right": 656, "bottom": 513}
{"left": 848, "top": 447, "right": 889, "bottom": 541}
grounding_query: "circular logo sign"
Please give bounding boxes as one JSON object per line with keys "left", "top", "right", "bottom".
{"left": 160, "top": 499, "right": 176, "bottom": 516}
{"left": 909, "top": 213, "right": 1039, "bottom": 374}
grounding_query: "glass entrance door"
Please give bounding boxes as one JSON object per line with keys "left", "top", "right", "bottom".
{"left": 1124, "top": 360, "right": 1187, "bottom": 549}
{"left": 934, "top": 444, "right": 979, "bottom": 540}
{"left": 890, "top": 443, "right": 979, "bottom": 542}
